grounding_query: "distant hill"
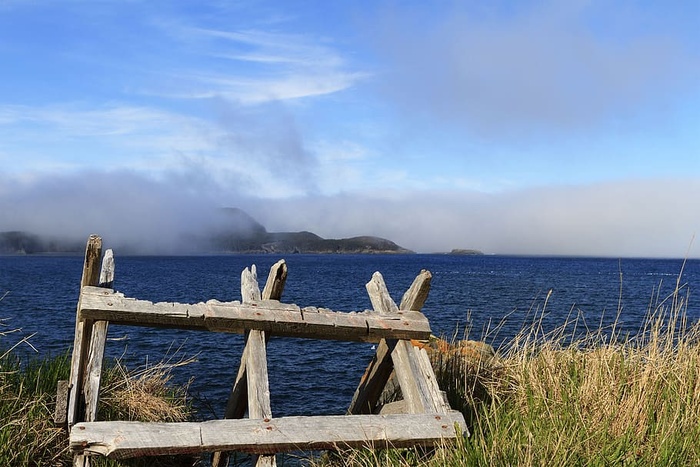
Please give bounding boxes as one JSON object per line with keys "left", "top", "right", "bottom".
{"left": 0, "top": 208, "right": 413, "bottom": 255}
{"left": 0, "top": 231, "right": 83, "bottom": 255}
{"left": 209, "top": 208, "right": 413, "bottom": 254}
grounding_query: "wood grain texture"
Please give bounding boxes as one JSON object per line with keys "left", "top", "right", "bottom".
{"left": 67, "top": 258, "right": 460, "bottom": 464}
{"left": 399, "top": 269, "right": 432, "bottom": 311}
{"left": 347, "top": 339, "right": 396, "bottom": 415}
{"left": 261, "top": 259, "right": 287, "bottom": 302}
{"left": 78, "top": 287, "right": 431, "bottom": 342}
{"left": 351, "top": 269, "right": 452, "bottom": 417}
{"left": 214, "top": 261, "right": 287, "bottom": 467}
{"left": 83, "top": 250, "right": 116, "bottom": 423}
{"left": 71, "top": 413, "right": 466, "bottom": 458}
{"left": 68, "top": 236, "right": 103, "bottom": 467}
{"left": 98, "top": 249, "right": 115, "bottom": 288}
{"left": 68, "top": 235, "right": 103, "bottom": 430}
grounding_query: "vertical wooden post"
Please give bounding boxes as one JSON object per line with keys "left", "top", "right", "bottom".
{"left": 67, "top": 235, "right": 103, "bottom": 429}
{"left": 83, "top": 249, "right": 114, "bottom": 422}
{"left": 212, "top": 260, "right": 287, "bottom": 467}
{"left": 67, "top": 236, "right": 103, "bottom": 467}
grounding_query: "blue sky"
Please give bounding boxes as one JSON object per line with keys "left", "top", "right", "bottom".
{"left": 1, "top": 0, "right": 699, "bottom": 256}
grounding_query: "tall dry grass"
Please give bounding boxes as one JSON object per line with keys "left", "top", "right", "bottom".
{"left": 319, "top": 266, "right": 700, "bottom": 466}
{"left": 0, "top": 289, "right": 197, "bottom": 467}
{"left": 435, "top": 266, "right": 700, "bottom": 466}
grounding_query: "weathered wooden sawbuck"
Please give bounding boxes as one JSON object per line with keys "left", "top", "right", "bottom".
{"left": 59, "top": 235, "right": 467, "bottom": 466}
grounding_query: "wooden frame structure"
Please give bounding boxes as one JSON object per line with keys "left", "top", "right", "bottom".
{"left": 62, "top": 235, "right": 467, "bottom": 466}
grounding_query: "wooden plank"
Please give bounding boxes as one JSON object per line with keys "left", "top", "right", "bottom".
{"left": 78, "top": 287, "right": 431, "bottom": 342}
{"left": 70, "top": 413, "right": 466, "bottom": 458}
{"left": 245, "top": 332, "right": 272, "bottom": 419}
{"left": 221, "top": 349, "right": 249, "bottom": 421}
{"left": 377, "top": 399, "right": 407, "bottom": 415}
{"left": 366, "top": 272, "right": 398, "bottom": 314}
{"left": 356, "top": 270, "right": 451, "bottom": 416}
{"left": 244, "top": 263, "right": 285, "bottom": 467}
{"left": 54, "top": 380, "right": 70, "bottom": 426}
{"left": 391, "top": 270, "right": 448, "bottom": 414}
{"left": 241, "top": 265, "right": 262, "bottom": 302}
{"left": 347, "top": 339, "right": 396, "bottom": 414}
{"left": 241, "top": 264, "right": 275, "bottom": 466}
{"left": 83, "top": 320, "right": 109, "bottom": 422}
{"left": 399, "top": 270, "right": 432, "bottom": 311}
{"left": 391, "top": 340, "right": 444, "bottom": 414}
{"left": 219, "top": 261, "right": 289, "bottom": 423}
{"left": 68, "top": 236, "right": 103, "bottom": 467}
{"left": 261, "top": 259, "right": 287, "bottom": 302}
{"left": 98, "top": 249, "right": 115, "bottom": 288}
{"left": 83, "top": 249, "right": 116, "bottom": 423}
{"left": 245, "top": 330, "right": 274, "bottom": 467}
{"left": 68, "top": 235, "right": 103, "bottom": 430}
{"left": 348, "top": 270, "right": 433, "bottom": 415}
{"left": 214, "top": 261, "right": 287, "bottom": 467}
{"left": 411, "top": 345, "right": 451, "bottom": 412}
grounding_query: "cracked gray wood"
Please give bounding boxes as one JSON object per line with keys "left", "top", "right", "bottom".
{"left": 71, "top": 413, "right": 466, "bottom": 458}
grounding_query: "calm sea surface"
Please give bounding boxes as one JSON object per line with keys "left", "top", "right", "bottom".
{"left": 1, "top": 254, "right": 699, "bottom": 419}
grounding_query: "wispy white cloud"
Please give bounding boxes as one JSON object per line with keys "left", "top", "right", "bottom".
{"left": 150, "top": 25, "right": 369, "bottom": 104}
{"left": 0, "top": 101, "right": 321, "bottom": 197}
{"left": 194, "top": 28, "right": 346, "bottom": 68}
{"left": 1, "top": 1, "right": 698, "bottom": 259}
{"left": 180, "top": 71, "right": 367, "bottom": 104}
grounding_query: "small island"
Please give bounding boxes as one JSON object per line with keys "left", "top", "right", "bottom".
{"left": 449, "top": 249, "right": 484, "bottom": 255}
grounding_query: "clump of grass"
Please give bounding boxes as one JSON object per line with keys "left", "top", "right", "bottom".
{"left": 0, "top": 291, "right": 67, "bottom": 465}
{"left": 99, "top": 355, "right": 195, "bottom": 423}
{"left": 0, "top": 351, "right": 198, "bottom": 466}
{"left": 1, "top": 290, "right": 197, "bottom": 467}
{"left": 92, "top": 355, "right": 200, "bottom": 467}
{"left": 0, "top": 352, "right": 72, "bottom": 465}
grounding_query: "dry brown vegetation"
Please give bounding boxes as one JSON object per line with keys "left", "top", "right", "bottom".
{"left": 319, "top": 271, "right": 700, "bottom": 466}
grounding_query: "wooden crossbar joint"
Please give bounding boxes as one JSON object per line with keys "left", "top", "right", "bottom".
{"left": 212, "top": 260, "right": 287, "bottom": 467}
{"left": 349, "top": 269, "right": 445, "bottom": 415}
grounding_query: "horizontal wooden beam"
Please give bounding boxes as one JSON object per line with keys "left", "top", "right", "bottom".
{"left": 70, "top": 413, "right": 466, "bottom": 458}
{"left": 78, "top": 287, "right": 432, "bottom": 343}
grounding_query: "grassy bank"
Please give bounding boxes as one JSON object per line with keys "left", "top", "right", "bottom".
{"left": 0, "top": 352, "right": 196, "bottom": 466}
{"left": 4, "top": 278, "right": 700, "bottom": 466}
{"left": 0, "top": 295, "right": 196, "bottom": 467}
{"left": 320, "top": 276, "right": 700, "bottom": 466}
{"left": 447, "top": 276, "right": 700, "bottom": 466}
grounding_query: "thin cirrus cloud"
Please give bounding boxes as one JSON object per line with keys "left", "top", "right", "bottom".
{"left": 0, "top": 98, "right": 322, "bottom": 199}
{"left": 148, "top": 26, "right": 369, "bottom": 104}
{"left": 0, "top": 104, "right": 214, "bottom": 173}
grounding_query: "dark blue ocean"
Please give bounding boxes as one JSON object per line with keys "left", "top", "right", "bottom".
{"left": 1, "top": 254, "right": 699, "bottom": 419}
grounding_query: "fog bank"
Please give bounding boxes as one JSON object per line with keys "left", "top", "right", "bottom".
{"left": 1, "top": 171, "right": 698, "bottom": 258}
